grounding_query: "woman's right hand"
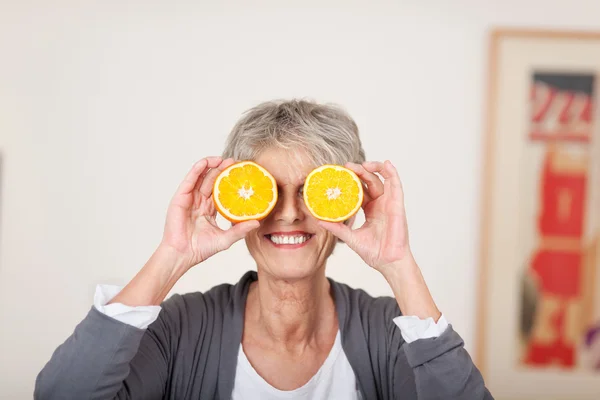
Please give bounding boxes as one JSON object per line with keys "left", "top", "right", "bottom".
{"left": 159, "top": 156, "right": 260, "bottom": 271}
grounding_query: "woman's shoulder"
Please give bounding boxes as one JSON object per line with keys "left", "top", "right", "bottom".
{"left": 329, "top": 278, "right": 404, "bottom": 353}
{"left": 329, "top": 277, "right": 402, "bottom": 320}
{"left": 158, "top": 270, "right": 255, "bottom": 319}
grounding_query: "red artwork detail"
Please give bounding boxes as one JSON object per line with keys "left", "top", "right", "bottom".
{"left": 529, "top": 133, "right": 590, "bottom": 142}
{"left": 531, "top": 251, "right": 581, "bottom": 297}
{"left": 531, "top": 82, "right": 557, "bottom": 123}
{"left": 530, "top": 82, "right": 592, "bottom": 142}
{"left": 525, "top": 304, "right": 575, "bottom": 367}
{"left": 558, "top": 92, "right": 575, "bottom": 123}
{"left": 580, "top": 96, "right": 593, "bottom": 123}
{"left": 523, "top": 148, "right": 588, "bottom": 369}
{"left": 537, "top": 156, "right": 587, "bottom": 237}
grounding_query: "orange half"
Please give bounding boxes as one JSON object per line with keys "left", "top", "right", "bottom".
{"left": 303, "top": 164, "right": 363, "bottom": 222}
{"left": 213, "top": 161, "right": 278, "bottom": 222}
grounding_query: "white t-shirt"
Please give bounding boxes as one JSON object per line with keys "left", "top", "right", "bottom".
{"left": 94, "top": 284, "right": 448, "bottom": 399}
{"left": 232, "top": 330, "right": 361, "bottom": 400}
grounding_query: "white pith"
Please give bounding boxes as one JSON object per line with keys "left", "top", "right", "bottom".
{"left": 326, "top": 187, "right": 342, "bottom": 200}
{"left": 237, "top": 186, "right": 254, "bottom": 200}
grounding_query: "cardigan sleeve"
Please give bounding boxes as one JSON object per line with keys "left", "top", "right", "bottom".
{"left": 400, "top": 325, "right": 494, "bottom": 399}
{"left": 378, "top": 298, "right": 494, "bottom": 400}
{"left": 34, "top": 297, "right": 182, "bottom": 400}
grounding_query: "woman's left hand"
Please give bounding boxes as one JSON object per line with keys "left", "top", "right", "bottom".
{"left": 319, "top": 160, "right": 412, "bottom": 274}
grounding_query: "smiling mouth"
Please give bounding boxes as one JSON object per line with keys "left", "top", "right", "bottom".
{"left": 265, "top": 233, "right": 313, "bottom": 246}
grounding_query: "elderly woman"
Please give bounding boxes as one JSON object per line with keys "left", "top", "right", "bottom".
{"left": 35, "top": 100, "right": 492, "bottom": 399}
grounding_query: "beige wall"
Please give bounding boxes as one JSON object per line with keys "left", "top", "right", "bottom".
{"left": 1, "top": 0, "right": 599, "bottom": 398}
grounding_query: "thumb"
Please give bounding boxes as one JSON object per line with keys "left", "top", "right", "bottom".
{"left": 318, "top": 221, "right": 354, "bottom": 245}
{"left": 220, "top": 220, "right": 260, "bottom": 250}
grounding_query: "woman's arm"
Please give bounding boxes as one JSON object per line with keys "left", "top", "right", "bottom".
{"left": 109, "top": 157, "right": 258, "bottom": 308}
{"left": 34, "top": 305, "right": 170, "bottom": 400}
{"left": 35, "top": 157, "right": 258, "bottom": 399}
{"left": 380, "top": 258, "right": 493, "bottom": 399}
{"left": 320, "top": 160, "right": 493, "bottom": 399}
{"left": 108, "top": 245, "right": 188, "bottom": 307}
{"left": 381, "top": 256, "right": 441, "bottom": 321}
{"left": 399, "top": 326, "right": 494, "bottom": 400}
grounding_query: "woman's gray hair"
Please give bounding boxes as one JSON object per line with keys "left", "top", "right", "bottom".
{"left": 222, "top": 99, "right": 366, "bottom": 167}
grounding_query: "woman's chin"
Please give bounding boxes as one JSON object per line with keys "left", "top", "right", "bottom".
{"left": 260, "top": 262, "right": 321, "bottom": 281}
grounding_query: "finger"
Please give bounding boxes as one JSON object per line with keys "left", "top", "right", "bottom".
{"left": 192, "top": 168, "right": 211, "bottom": 199}
{"left": 362, "top": 161, "right": 385, "bottom": 175}
{"left": 361, "top": 182, "right": 373, "bottom": 207}
{"left": 199, "top": 158, "right": 236, "bottom": 197}
{"left": 362, "top": 160, "right": 397, "bottom": 181}
{"left": 193, "top": 161, "right": 221, "bottom": 197}
{"left": 218, "top": 220, "right": 260, "bottom": 250}
{"left": 363, "top": 160, "right": 404, "bottom": 201}
{"left": 346, "top": 162, "right": 384, "bottom": 200}
{"left": 318, "top": 220, "right": 353, "bottom": 245}
{"left": 382, "top": 160, "right": 404, "bottom": 201}
{"left": 177, "top": 157, "right": 223, "bottom": 196}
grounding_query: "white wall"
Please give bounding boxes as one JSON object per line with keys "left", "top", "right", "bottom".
{"left": 1, "top": 0, "right": 599, "bottom": 398}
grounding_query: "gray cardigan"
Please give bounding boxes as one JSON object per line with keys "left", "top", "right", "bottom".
{"left": 35, "top": 271, "right": 493, "bottom": 399}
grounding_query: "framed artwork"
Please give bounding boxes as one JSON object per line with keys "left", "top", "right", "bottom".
{"left": 477, "top": 29, "right": 600, "bottom": 400}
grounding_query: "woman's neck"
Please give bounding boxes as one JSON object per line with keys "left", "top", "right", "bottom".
{"left": 245, "top": 268, "right": 338, "bottom": 352}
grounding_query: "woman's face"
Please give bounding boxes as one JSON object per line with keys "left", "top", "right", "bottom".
{"left": 244, "top": 147, "right": 338, "bottom": 280}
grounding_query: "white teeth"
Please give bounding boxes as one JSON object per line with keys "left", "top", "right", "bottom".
{"left": 268, "top": 234, "right": 310, "bottom": 245}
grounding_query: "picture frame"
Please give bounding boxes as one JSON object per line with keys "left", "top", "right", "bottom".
{"left": 476, "top": 29, "right": 600, "bottom": 400}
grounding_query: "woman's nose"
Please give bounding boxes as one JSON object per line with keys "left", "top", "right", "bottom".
{"left": 274, "top": 190, "right": 304, "bottom": 224}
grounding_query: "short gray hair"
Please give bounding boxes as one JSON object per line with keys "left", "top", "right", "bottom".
{"left": 222, "top": 99, "right": 366, "bottom": 167}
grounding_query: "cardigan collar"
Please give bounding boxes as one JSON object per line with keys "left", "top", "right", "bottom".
{"left": 217, "top": 270, "right": 374, "bottom": 399}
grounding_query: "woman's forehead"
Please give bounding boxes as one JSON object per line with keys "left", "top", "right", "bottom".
{"left": 255, "top": 147, "right": 315, "bottom": 184}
